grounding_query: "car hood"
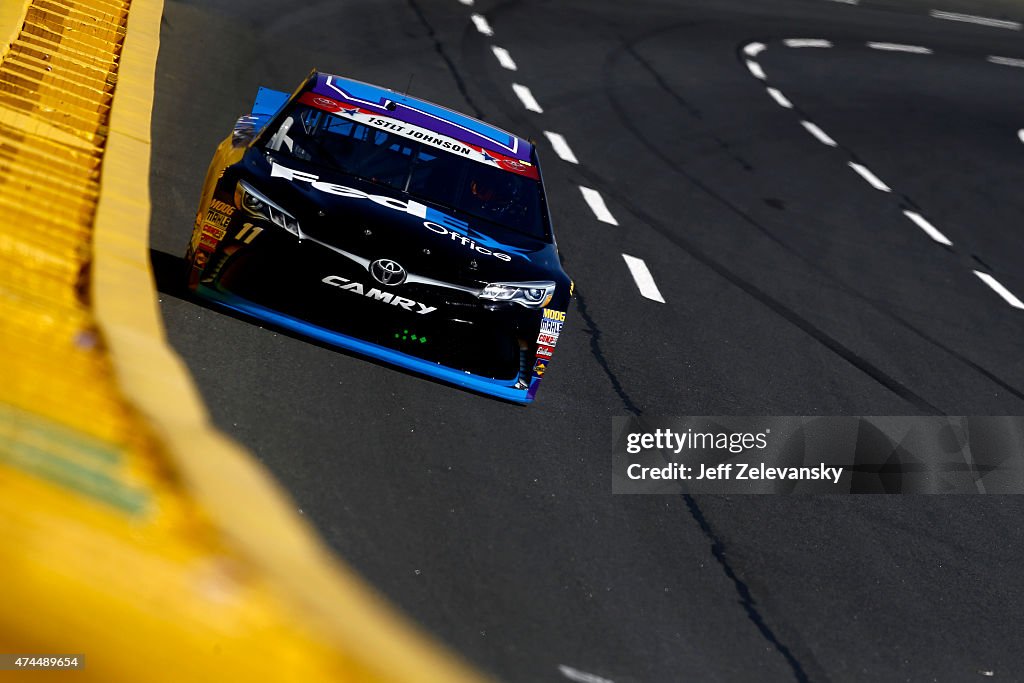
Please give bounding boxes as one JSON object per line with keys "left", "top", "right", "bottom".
{"left": 239, "top": 151, "right": 559, "bottom": 288}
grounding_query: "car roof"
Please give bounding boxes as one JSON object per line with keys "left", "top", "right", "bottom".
{"left": 309, "top": 72, "right": 534, "bottom": 164}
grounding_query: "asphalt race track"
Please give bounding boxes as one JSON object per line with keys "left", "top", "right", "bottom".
{"left": 148, "top": 1, "right": 1024, "bottom": 681}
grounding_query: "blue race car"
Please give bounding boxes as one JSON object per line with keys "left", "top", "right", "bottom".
{"left": 185, "top": 71, "right": 572, "bottom": 403}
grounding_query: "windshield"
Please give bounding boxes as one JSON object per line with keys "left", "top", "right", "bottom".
{"left": 265, "top": 103, "right": 547, "bottom": 239}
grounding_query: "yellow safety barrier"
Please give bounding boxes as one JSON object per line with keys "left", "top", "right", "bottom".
{"left": 0, "top": 1, "right": 488, "bottom": 681}
{"left": 0, "top": 1, "right": 30, "bottom": 60}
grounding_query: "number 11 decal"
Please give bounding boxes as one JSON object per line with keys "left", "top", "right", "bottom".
{"left": 236, "top": 222, "right": 263, "bottom": 244}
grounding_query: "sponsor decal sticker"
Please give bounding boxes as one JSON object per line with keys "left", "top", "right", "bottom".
{"left": 235, "top": 223, "right": 263, "bottom": 244}
{"left": 322, "top": 275, "right": 437, "bottom": 315}
{"left": 536, "top": 344, "right": 554, "bottom": 359}
{"left": 537, "top": 332, "right": 558, "bottom": 347}
{"left": 271, "top": 162, "right": 530, "bottom": 262}
{"left": 210, "top": 199, "right": 235, "bottom": 215}
{"left": 533, "top": 358, "right": 548, "bottom": 378}
{"left": 543, "top": 309, "right": 566, "bottom": 322}
{"left": 202, "top": 224, "right": 226, "bottom": 240}
{"left": 200, "top": 234, "right": 219, "bottom": 249}
{"left": 194, "top": 251, "right": 209, "bottom": 268}
{"left": 317, "top": 75, "right": 524, "bottom": 157}
{"left": 540, "top": 318, "right": 563, "bottom": 335}
{"left": 205, "top": 209, "right": 232, "bottom": 228}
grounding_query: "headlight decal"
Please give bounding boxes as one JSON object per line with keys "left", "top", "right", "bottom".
{"left": 477, "top": 281, "right": 556, "bottom": 308}
{"left": 235, "top": 180, "right": 303, "bottom": 237}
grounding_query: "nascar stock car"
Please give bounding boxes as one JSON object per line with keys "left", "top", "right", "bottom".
{"left": 185, "top": 71, "right": 572, "bottom": 403}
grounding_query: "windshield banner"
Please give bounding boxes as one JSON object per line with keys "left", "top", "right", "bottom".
{"left": 298, "top": 92, "right": 539, "bottom": 180}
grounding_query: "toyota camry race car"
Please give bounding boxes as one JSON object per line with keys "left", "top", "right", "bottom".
{"left": 185, "top": 71, "right": 572, "bottom": 403}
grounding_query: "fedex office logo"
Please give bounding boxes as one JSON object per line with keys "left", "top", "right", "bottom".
{"left": 270, "top": 162, "right": 526, "bottom": 262}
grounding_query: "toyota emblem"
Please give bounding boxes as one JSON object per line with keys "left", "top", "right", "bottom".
{"left": 369, "top": 259, "right": 407, "bottom": 286}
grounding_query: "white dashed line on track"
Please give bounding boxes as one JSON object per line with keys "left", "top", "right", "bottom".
{"left": 457, "top": 6, "right": 678, "bottom": 305}
{"left": 743, "top": 42, "right": 767, "bottom": 57}
{"left": 801, "top": 120, "right": 838, "bottom": 146}
{"left": 929, "top": 10, "right": 1021, "bottom": 30}
{"left": 491, "top": 46, "right": 517, "bottom": 70}
{"left": 974, "top": 271, "right": 1024, "bottom": 309}
{"left": 866, "top": 42, "right": 933, "bottom": 54}
{"left": 471, "top": 13, "right": 493, "bottom": 36}
{"left": 903, "top": 210, "right": 953, "bottom": 246}
{"left": 848, "top": 162, "right": 891, "bottom": 192}
{"left": 826, "top": 0, "right": 859, "bottom": 4}
{"left": 559, "top": 665, "right": 615, "bottom": 683}
{"left": 988, "top": 55, "right": 1024, "bottom": 68}
{"left": 784, "top": 38, "right": 833, "bottom": 48}
{"left": 622, "top": 255, "right": 665, "bottom": 303}
{"left": 742, "top": 37, "right": 1024, "bottom": 312}
{"left": 511, "top": 83, "right": 543, "bottom": 112}
{"left": 767, "top": 87, "right": 793, "bottom": 108}
{"left": 543, "top": 131, "right": 579, "bottom": 164}
{"left": 579, "top": 186, "right": 618, "bottom": 225}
